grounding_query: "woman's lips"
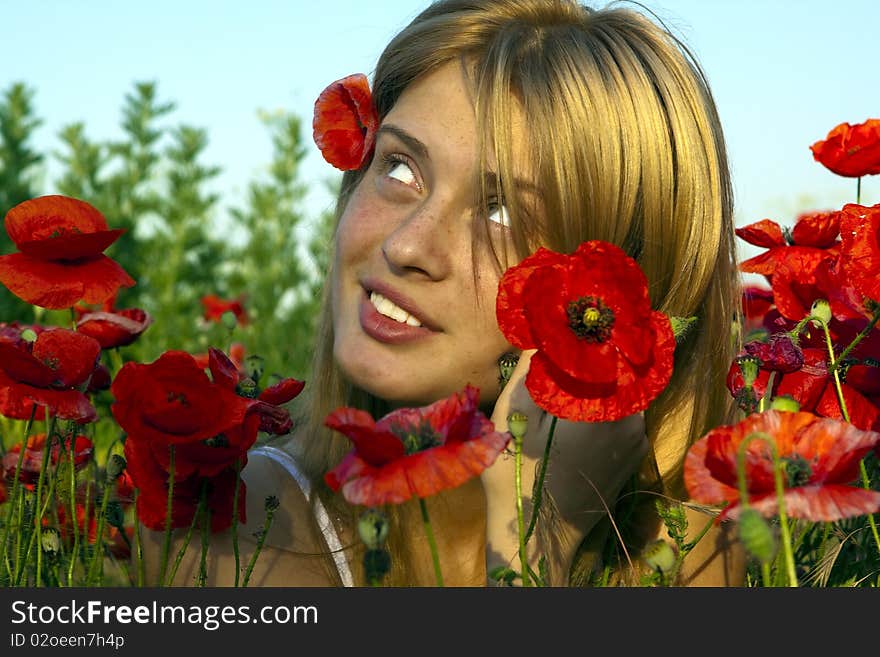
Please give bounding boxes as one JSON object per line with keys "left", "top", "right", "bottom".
{"left": 359, "top": 290, "right": 434, "bottom": 344}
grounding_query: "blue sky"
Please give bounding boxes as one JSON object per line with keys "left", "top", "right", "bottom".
{"left": 2, "top": 0, "right": 879, "bottom": 267}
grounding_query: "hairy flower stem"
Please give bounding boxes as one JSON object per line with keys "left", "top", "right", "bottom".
{"left": 829, "top": 307, "right": 880, "bottom": 371}
{"left": 524, "top": 416, "right": 557, "bottom": 546}
{"left": 857, "top": 176, "right": 862, "bottom": 205}
{"left": 31, "top": 414, "right": 56, "bottom": 586}
{"left": 132, "top": 491, "right": 145, "bottom": 587}
{"left": 66, "top": 438, "right": 80, "bottom": 586}
{"left": 197, "top": 484, "right": 211, "bottom": 587}
{"left": 242, "top": 505, "right": 278, "bottom": 588}
{"left": 85, "top": 481, "right": 112, "bottom": 586}
{"left": 737, "top": 432, "right": 798, "bottom": 587}
{"left": 418, "top": 497, "right": 444, "bottom": 587}
{"left": 818, "top": 320, "right": 880, "bottom": 553}
{"left": 232, "top": 459, "right": 242, "bottom": 587}
{"left": 1, "top": 407, "right": 37, "bottom": 580}
{"left": 158, "top": 446, "right": 176, "bottom": 587}
{"left": 165, "top": 498, "right": 201, "bottom": 586}
{"left": 512, "top": 432, "right": 530, "bottom": 587}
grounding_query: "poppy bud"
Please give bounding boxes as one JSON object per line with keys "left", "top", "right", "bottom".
{"left": 363, "top": 548, "right": 391, "bottom": 583}
{"left": 244, "top": 355, "right": 265, "bottom": 384}
{"left": 221, "top": 310, "right": 238, "bottom": 332}
{"left": 642, "top": 539, "right": 677, "bottom": 573}
{"left": 264, "top": 495, "right": 280, "bottom": 512}
{"left": 498, "top": 352, "right": 519, "bottom": 387}
{"left": 105, "top": 454, "right": 126, "bottom": 482}
{"left": 770, "top": 395, "right": 800, "bottom": 413}
{"left": 809, "top": 299, "right": 832, "bottom": 325}
{"left": 41, "top": 527, "right": 61, "bottom": 554}
{"left": 357, "top": 508, "right": 389, "bottom": 549}
{"left": 736, "top": 355, "right": 761, "bottom": 388}
{"left": 507, "top": 411, "right": 528, "bottom": 440}
{"left": 21, "top": 328, "right": 37, "bottom": 343}
{"left": 236, "top": 378, "right": 259, "bottom": 399}
{"left": 738, "top": 508, "right": 777, "bottom": 564}
{"left": 105, "top": 500, "right": 125, "bottom": 529}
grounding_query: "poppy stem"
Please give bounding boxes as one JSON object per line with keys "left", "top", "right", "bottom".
{"left": 197, "top": 482, "right": 210, "bottom": 587}
{"left": 1, "top": 406, "right": 37, "bottom": 582}
{"left": 241, "top": 502, "right": 278, "bottom": 587}
{"left": 32, "top": 413, "right": 57, "bottom": 586}
{"left": 857, "top": 176, "right": 862, "bottom": 205}
{"left": 818, "top": 319, "right": 850, "bottom": 424}
{"left": 232, "top": 458, "right": 242, "bottom": 587}
{"left": 158, "top": 445, "right": 176, "bottom": 587}
{"left": 524, "top": 416, "right": 557, "bottom": 546}
{"left": 737, "top": 432, "right": 798, "bottom": 587}
{"left": 66, "top": 436, "right": 80, "bottom": 585}
{"left": 512, "top": 431, "right": 530, "bottom": 587}
{"left": 132, "top": 489, "right": 145, "bottom": 587}
{"left": 418, "top": 498, "right": 444, "bottom": 587}
{"left": 165, "top": 495, "right": 201, "bottom": 586}
{"left": 85, "top": 472, "right": 113, "bottom": 586}
{"left": 829, "top": 307, "right": 880, "bottom": 371}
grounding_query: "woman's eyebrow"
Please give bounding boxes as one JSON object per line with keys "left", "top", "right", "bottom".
{"left": 376, "top": 124, "right": 430, "bottom": 160}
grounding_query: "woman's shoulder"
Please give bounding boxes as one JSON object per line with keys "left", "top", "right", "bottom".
{"left": 142, "top": 440, "right": 345, "bottom": 587}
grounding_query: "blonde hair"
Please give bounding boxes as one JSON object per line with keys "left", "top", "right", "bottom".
{"left": 293, "top": 0, "right": 739, "bottom": 586}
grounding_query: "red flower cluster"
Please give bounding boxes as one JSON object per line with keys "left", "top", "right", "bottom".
{"left": 325, "top": 386, "right": 509, "bottom": 506}
{"left": 496, "top": 241, "right": 674, "bottom": 422}
{"left": 2, "top": 433, "right": 93, "bottom": 491}
{"left": 313, "top": 73, "right": 379, "bottom": 171}
{"left": 111, "top": 348, "right": 303, "bottom": 532}
{"left": 0, "top": 195, "right": 134, "bottom": 309}
{"left": 733, "top": 206, "right": 880, "bottom": 430}
{"left": 810, "top": 118, "right": 880, "bottom": 178}
{"left": 685, "top": 410, "right": 880, "bottom": 522}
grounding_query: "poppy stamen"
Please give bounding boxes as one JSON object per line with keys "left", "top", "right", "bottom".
{"left": 566, "top": 296, "right": 615, "bottom": 342}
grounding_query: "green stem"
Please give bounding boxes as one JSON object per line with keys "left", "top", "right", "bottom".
{"left": 418, "top": 498, "right": 444, "bottom": 587}
{"left": 85, "top": 481, "right": 112, "bottom": 585}
{"left": 197, "top": 483, "right": 210, "bottom": 587}
{"left": 32, "top": 416, "right": 56, "bottom": 586}
{"left": 133, "top": 489, "right": 145, "bottom": 587}
{"left": 513, "top": 432, "right": 530, "bottom": 587}
{"left": 165, "top": 500, "right": 201, "bottom": 586}
{"left": 857, "top": 176, "right": 862, "bottom": 205}
{"left": 829, "top": 307, "right": 880, "bottom": 371}
{"left": 66, "top": 436, "right": 80, "bottom": 586}
{"left": 737, "top": 432, "right": 797, "bottom": 587}
{"left": 524, "top": 416, "right": 557, "bottom": 545}
{"left": 241, "top": 504, "right": 277, "bottom": 587}
{"left": 158, "top": 445, "right": 176, "bottom": 587}
{"left": 818, "top": 319, "right": 850, "bottom": 424}
{"left": 1, "top": 407, "right": 36, "bottom": 580}
{"left": 232, "top": 458, "right": 242, "bottom": 587}
{"left": 858, "top": 460, "right": 880, "bottom": 555}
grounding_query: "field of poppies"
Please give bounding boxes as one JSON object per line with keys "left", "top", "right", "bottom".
{"left": 1, "top": 96, "right": 879, "bottom": 587}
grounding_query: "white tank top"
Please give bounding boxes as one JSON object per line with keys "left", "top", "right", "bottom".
{"left": 249, "top": 445, "right": 354, "bottom": 587}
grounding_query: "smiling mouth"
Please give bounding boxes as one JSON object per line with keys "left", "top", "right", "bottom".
{"left": 369, "top": 291, "right": 423, "bottom": 327}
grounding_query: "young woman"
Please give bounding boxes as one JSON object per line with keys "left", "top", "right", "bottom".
{"left": 149, "top": 0, "right": 744, "bottom": 587}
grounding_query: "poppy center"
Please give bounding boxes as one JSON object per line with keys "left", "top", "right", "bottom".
{"left": 566, "top": 296, "right": 614, "bottom": 342}
{"left": 782, "top": 454, "right": 813, "bottom": 487}
{"left": 392, "top": 420, "right": 442, "bottom": 455}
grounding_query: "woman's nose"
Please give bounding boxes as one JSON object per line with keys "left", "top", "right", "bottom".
{"left": 381, "top": 196, "right": 459, "bottom": 280}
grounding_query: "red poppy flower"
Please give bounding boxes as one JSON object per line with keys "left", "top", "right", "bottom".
{"left": 742, "top": 285, "right": 774, "bottom": 331}
{"left": 207, "top": 347, "right": 304, "bottom": 435}
{"left": 496, "top": 241, "right": 674, "bottom": 422}
{"left": 77, "top": 307, "right": 153, "bottom": 349}
{"left": 0, "top": 328, "right": 100, "bottom": 422}
{"left": 200, "top": 294, "right": 248, "bottom": 326}
{"left": 685, "top": 410, "right": 880, "bottom": 522}
{"left": 110, "top": 350, "right": 257, "bottom": 445}
{"left": 0, "top": 480, "right": 6, "bottom": 505}
{"left": 313, "top": 73, "right": 379, "bottom": 171}
{"left": 737, "top": 212, "right": 841, "bottom": 277}
{"left": 838, "top": 203, "right": 880, "bottom": 304}
{"left": 0, "top": 195, "right": 134, "bottom": 309}
{"left": 324, "top": 385, "right": 510, "bottom": 506}
{"left": 124, "top": 434, "right": 246, "bottom": 532}
{"left": 810, "top": 118, "right": 880, "bottom": 178}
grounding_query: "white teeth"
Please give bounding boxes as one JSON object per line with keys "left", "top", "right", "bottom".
{"left": 370, "top": 291, "right": 422, "bottom": 327}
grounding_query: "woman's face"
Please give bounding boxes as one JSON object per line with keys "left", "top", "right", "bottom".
{"left": 331, "top": 62, "right": 534, "bottom": 408}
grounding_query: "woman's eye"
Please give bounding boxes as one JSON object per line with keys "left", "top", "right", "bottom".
{"left": 386, "top": 159, "right": 418, "bottom": 187}
{"left": 488, "top": 203, "right": 510, "bottom": 228}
